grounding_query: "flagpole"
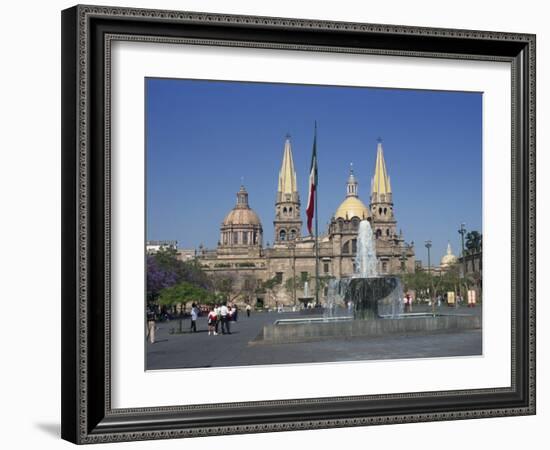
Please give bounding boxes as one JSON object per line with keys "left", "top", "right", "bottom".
{"left": 314, "top": 122, "right": 320, "bottom": 306}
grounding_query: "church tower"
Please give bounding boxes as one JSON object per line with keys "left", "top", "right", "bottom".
{"left": 274, "top": 136, "right": 302, "bottom": 244}
{"left": 370, "top": 139, "right": 397, "bottom": 241}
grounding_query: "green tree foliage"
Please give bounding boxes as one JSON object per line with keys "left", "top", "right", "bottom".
{"left": 435, "top": 264, "right": 461, "bottom": 295}
{"left": 256, "top": 276, "right": 280, "bottom": 293}
{"left": 401, "top": 271, "right": 432, "bottom": 296}
{"left": 465, "top": 231, "right": 482, "bottom": 253}
{"left": 147, "top": 248, "right": 212, "bottom": 302}
{"left": 158, "top": 282, "right": 211, "bottom": 307}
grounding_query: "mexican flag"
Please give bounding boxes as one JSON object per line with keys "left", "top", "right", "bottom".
{"left": 306, "top": 125, "right": 317, "bottom": 235}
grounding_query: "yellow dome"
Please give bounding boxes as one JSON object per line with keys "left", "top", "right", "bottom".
{"left": 441, "top": 254, "right": 458, "bottom": 267}
{"left": 440, "top": 242, "right": 458, "bottom": 267}
{"left": 335, "top": 196, "right": 370, "bottom": 220}
{"left": 223, "top": 208, "right": 261, "bottom": 226}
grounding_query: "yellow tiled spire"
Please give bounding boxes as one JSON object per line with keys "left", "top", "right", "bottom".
{"left": 371, "top": 140, "right": 392, "bottom": 197}
{"left": 278, "top": 136, "right": 298, "bottom": 194}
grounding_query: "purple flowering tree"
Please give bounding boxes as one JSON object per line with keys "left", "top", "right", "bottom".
{"left": 146, "top": 255, "right": 177, "bottom": 302}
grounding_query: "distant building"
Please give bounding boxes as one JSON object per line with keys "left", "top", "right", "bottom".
{"left": 196, "top": 137, "right": 415, "bottom": 307}
{"left": 176, "top": 248, "right": 196, "bottom": 262}
{"left": 458, "top": 249, "right": 482, "bottom": 296}
{"left": 146, "top": 240, "right": 178, "bottom": 254}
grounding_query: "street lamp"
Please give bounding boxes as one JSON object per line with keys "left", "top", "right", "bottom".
{"left": 458, "top": 223, "right": 467, "bottom": 278}
{"left": 424, "top": 240, "right": 432, "bottom": 275}
{"left": 287, "top": 241, "right": 297, "bottom": 306}
{"left": 425, "top": 240, "right": 434, "bottom": 315}
{"left": 458, "top": 223, "right": 468, "bottom": 305}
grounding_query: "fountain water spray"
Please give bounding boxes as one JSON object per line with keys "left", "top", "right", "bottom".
{"left": 325, "top": 219, "right": 403, "bottom": 320}
{"left": 354, "top": 220, "right": 378, "bottom": 278}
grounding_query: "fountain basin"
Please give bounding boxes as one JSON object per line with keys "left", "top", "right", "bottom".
{"left": 252, "top": 314, "right": 481, "bottom": 345}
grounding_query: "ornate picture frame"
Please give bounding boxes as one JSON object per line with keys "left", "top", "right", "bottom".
{"left": 61, "top": 4, "right": 535, "bottom": 444}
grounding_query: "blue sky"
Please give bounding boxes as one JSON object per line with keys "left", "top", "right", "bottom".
{"left": 146, "top": 78, "right": 482, "bottom": 265}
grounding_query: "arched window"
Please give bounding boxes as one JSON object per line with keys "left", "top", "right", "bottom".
{"left": 376, "top": 229, "right": 382, "bottom": 239}
{"left": 289, "top": 207, "right": 293, "bottom": 214}
{"left": 243, "top": 232, "right": 248, "bottom": 244}
{"left": 289, "top": 229, "right": 296, "bottom": 240}
{"left": 279, "top": 230, "right": 287, "bottom": 241}
{"left": 378, "top": 207, "right": 382, "bottom": 215}
{"left": 233, "top": 232, "right": 239, "bottom": 244}
{"left": 283, "top": 207, "right": 287, "bottom": 214}
{"left": 386, "top": 229, "right": 390, "bottom": 236}
{"left": 383, "top": 207, "right": 387, "bottom": 215}
{"left": 342, "top": 241, "right": 350, "bottom": 254}
{"left": 338, "top": 219, "right": 344, "bottom": 232}
{"left": 352, "top": 218, "right": 359, "bottom": 229}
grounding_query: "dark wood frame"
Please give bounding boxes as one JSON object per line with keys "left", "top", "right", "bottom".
{"left": 61, "top": 4, "right": 536, "bottom": 444}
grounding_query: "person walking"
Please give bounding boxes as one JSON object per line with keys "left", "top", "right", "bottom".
{"left": 214, "top": 304, "right": 221, "bottom": 334}
{"left": 207, "top": 306, "right": 217, "bottom": 336}
{"left": 146, "top": 305, "right": 156, "bottom": 344}
{"left": 190, "top": 303, "right": 198, "bottom": 333}
{"left": 220, "top": 301, "right": 231, "bottom": 334}
{"left": 246, "top": 304, "right": 251, "bottom": 318}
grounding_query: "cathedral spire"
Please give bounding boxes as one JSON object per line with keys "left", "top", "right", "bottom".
{"left": 274, "top": 135, "right": 301, "bottom": 244}
{"left": 278, "top": 136, "right": 298, "bottom": 195}
{"left": 371, "top": 140, "right": 392, "bottom": 203}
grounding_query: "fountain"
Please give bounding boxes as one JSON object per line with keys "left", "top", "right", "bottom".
{"left": 254, "top": 220, "right": 480, "bottom": 346}
{"left": 298, "top": 280, "right": 315, "bottom": 309}
{"left": 325, "top": 220, "right": 403, "bottom": 320}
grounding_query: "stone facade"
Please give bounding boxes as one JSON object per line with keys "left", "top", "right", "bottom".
{"left": 197, "top": 137, "right": 415, "bottom": 307}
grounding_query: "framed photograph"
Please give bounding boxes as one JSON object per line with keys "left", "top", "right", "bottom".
{"left": 61, "top": 4, "right": 536, "bottom": 444}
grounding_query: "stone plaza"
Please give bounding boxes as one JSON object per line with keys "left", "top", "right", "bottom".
{"left": 146, "top": 305, "right": 482, "bottom": 370}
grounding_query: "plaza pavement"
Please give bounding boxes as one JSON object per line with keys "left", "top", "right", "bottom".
{"left": 146, "top": 304, "right": 482, "bottom": 370}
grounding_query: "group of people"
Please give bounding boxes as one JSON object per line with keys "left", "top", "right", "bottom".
{"left": 189, "top": 302, "right": 253, "bottom": 336}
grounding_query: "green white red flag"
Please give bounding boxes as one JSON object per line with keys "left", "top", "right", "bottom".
{"left": 306, "top": 124, "right": 317, "bottom": 235}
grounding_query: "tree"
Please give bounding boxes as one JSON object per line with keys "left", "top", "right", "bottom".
{"left": 401, "top": 271, "right": 432, "bottom": 298}
{"left": 158, "top": 282, "right": 212, "bottom": 333}
{"left": 209, "top": 272, "right": 245, "bottom": 303}
{"left": 465, "top": 231, "right": 482, "bottom": 253}
{"left": 146, "top": 248, "right": 211, "bottom": 302}
{"left": 146, "top": 255, "right": 177, "bottom": 302}
{"left": 177, "top": 259, "right": 211, "bottom": 290}
{"left": 158, "top": 281, "right": 210, "bottom": 307}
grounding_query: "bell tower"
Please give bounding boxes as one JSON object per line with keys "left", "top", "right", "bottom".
{"left": 370, "top": 139, "right": 397, "bottom": 240}
{"left": 274, "top": 135, "right": 302, "bottom": 244}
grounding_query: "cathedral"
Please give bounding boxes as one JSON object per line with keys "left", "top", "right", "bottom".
{"left": 197, "top": 137, "right": 415, "bottom": 307}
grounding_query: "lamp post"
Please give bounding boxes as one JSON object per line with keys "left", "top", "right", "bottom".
{"left": 424, "top": 240, "right": 432, "bottom": 275}
{"left": 458, "top": 223, "right": 468, "bottom": 304}
{"left": 425, "top": 240, "right": 433, "bottom": 314}
{"left": 287, "top": 241, "right": 297, "bottom": 306}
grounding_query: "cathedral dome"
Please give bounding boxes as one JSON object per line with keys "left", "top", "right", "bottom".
{"left": 222, "top": 185, "right": 262, "bottom": 226}
{"left": 334, "top": 165, "right": 370, "bottom": 220}
{"left": 223, "top": 208, "right": 261, "bottom": 226}
{"left": 440, "top": 242, "right": 458, "bottom": 267}
{"left": 335, "top": 196, "right": 370, "bottom": 220}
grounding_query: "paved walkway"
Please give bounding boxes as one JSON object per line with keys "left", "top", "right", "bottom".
{"left": 146, "top": 305, "right": 482, "bottom": 370}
